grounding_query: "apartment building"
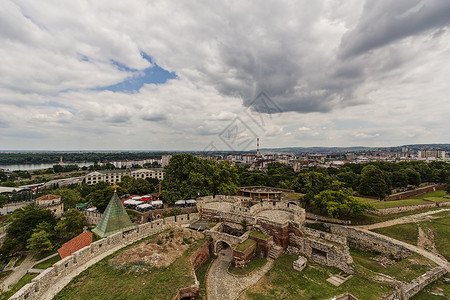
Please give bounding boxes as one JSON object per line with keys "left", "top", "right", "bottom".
{"left": 85, "top": 168, "right": 164, "bottom": 185}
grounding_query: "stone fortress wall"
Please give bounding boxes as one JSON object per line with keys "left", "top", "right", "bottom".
{"left": 84, "top": 211, "right": 102, "bottom": 225}
{"left": 327, "top": 224, "right": 413, "bottom": 259}
{"left": 198, "top": 196, "right": 354, "bottom": 273}
{"left": 10, "top": 212, "right": 200, "bottom": 300}
{"left": 289, "top": 226, "right": 354, "bottom": 274}
{"left": 198, "top": 195, "right": 306, "bottom": 226}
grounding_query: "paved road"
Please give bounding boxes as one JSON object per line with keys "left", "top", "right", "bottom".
{"left": 206, "top": 248, "right": 273, "bottom": 300}
{"left": 0, "top": 202, "right": 32, "bottom": 215}
{"left": 355, "top": 208, "right": 450, "bottom": 230}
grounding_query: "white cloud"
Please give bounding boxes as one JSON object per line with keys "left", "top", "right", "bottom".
{"left": 0, "top": 0, "right": 450, "bottom": 150}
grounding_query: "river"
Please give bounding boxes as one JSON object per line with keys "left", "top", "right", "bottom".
{"left": 0, "top": 162, "right": 94, "bottom": 171}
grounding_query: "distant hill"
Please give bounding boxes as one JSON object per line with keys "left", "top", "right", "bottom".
{"left": 259, "top": 144, "right": 450, "bottom": 154}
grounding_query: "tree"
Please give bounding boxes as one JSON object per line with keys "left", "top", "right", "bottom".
{"left": 0, "top": 170, "right": 7, "bottom": 182}
{"left": 86, "top": 187, "right": 113, "bottom": 213}
{"left": 27, "top": 229, "right": 53, "bottom": 254}
{"left": 358, "top": 165, "right": 388, "bottom": 199}
{"left": 162, "top": 154, "right": 239, "bottom": 203}
{"left": 336, "top": 172, "right": 360, "bottom": 190}
{"left": 404, "top": 168, "right": 421, "bottom": 186}
{"left": 6, "top": 204, "right": 57, "bottom": 244}
{"left": 55, "top": 209, "right": 87, "bottom": 239}
{"left": 53, "top": 188, "right": 82, "bottom": 210}
{"left": 293, "top": 172, "right": 331, "bottom": 194}
{"left": 314, "top": 187, "right": 372, "bottom": 218}
{"left": 0, "top": 194, "right": 8, "bottom": 208}
{"left": 392, "top": 170, "right": 409, "bottom": 188}
{"left": 445, "top": 177, "right": 450, "bottom": 195}
{"left": 130, "top": 178, "right": 153, "bottom": 195}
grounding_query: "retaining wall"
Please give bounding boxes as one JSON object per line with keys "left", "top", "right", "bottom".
{"left": 327, "top": 225, "right": 413, "bottom": 259}
{"left": 384, "top": 184, "right": 444, "bottom": 201}
{"left": 382, "top": 267, "right": 447, "bottom": 300}
{"left": 10, "top": 212, "right": 200, "bottom": 300}
{"left": 367, "top": 201, "right": 450, "bottom": 216}
{"left": 306, "top": 213, "right": 351, "bottom": 225}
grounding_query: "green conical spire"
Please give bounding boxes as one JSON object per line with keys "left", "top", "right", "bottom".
{"left": 92, "top": 192, "right": 135, "bottom": 238}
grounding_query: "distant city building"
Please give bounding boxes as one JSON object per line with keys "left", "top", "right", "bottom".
{"left": 85, "top": 168, "right": 164, "bottom": 185}
{"left": 35, "top": 194, "right": 64, "bottom": 217}
{"left": 418, "top": 150, "right": 445, "bottom": 159}
{"left": 108, "top": 158, "right": 161, "bottom": 169}
{"left": 161, "top": 155, "right": 172, "bottom": 167}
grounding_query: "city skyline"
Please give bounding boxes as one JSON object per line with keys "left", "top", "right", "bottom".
{"left": 1, "top": 1, "right": 450, "bottom": 150}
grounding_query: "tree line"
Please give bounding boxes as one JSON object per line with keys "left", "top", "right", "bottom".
{"left": 0, "top": 152, "right": 166, "bottom": 165}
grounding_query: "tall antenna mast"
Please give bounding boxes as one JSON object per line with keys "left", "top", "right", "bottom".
{"left": 257, "top": 137, "right": 260, "bottom": 155}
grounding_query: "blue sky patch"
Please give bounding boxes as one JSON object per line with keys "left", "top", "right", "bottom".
{"left": 96, "top": 52, "right": 177, "bottom": 93}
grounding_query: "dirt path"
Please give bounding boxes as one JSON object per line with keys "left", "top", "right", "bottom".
{"left": 355, "top": 208, "right": 450, "bottom": 230}
{"left": 206, "top": 248, "right": 274, "bottom": 300}
{"left": 0, "top": 254, "right": 35, "bottom": 292}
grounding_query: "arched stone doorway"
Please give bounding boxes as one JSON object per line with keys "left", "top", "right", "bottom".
{"left": 214, "top": 240, "right": 231, "bottom": 255}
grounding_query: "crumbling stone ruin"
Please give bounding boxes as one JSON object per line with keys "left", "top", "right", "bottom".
{"left": 198, "top": 195, "right": 354, "bottom": 273}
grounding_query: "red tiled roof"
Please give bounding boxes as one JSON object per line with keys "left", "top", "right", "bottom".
{"left": 36, "top": 194, "right": 61, "bottom": 201}
{"left": 57, "top": 232, "right": 93, "bottom": 259}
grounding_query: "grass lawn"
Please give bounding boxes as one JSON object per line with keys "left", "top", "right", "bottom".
{"left": 34, "top": 255, "right": 61, "bottom": 269}
{"left": 236, "top": 239, "right": 256, "bottom": 252}
{"left": 0, "top": 273, "right": 38, "bottom": 300}
{"left": 249, "top": 231, "right": 271, "bottom": 240}
{"left": 55, "top": 234, "right": 207, "bottom": 300}
{"left": 14, "top": 255, "right": 26, "bottom": 267}
{"left": 195, "top": 256, "right": 214, "bottom": 300}
{"left": 243, "top": 254, "right": 391, "bottom": 300}
{"left": 350, "top": 249, "right": 436, "bottom": 283}
{"left": 354, "top": 197, "right": 379, "bottom": 204}
{"left": 411, "top": 273, "right": 450, "bottom": 299}
{"left": 408, "top": 190, "right": 447, "bottom": 200}
{"left": 34, "top": 250, "right": 57, "bottom": 261}
{"left": 349, "top": 206, "right": 444, "bottom": 225}
{"left": 425, "top": 212, "right": 450, "bottom": 261}
{"left": 229, "top": 257, "right": 267, "bottom": 276}
{"left": 370, "top": 211, "right": 450, "bottom": 261}
{"left": 126, "top": 209, "right": 142, "bottom": 216}
{"left": 372, "top": 223, "right": 419, "bottom": 245}
{"left": 283, "top": 193, "right": 304, "bottom": 200}
{"left": 0, "top": 270, "right": 12, "bottom": 281}
{"left": 372, "top": 199, "right": 431, "bottom": 209}
{"left": 5, "top": 257, "right": 18, "bottom": 269}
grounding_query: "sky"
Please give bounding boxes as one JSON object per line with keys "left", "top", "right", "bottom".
{"left": 1, "top": 0, "right": 450, "bottom": 151}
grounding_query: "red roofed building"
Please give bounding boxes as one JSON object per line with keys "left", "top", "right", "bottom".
{"left": 57, "top": 232, "right": 93, "bottom": 259}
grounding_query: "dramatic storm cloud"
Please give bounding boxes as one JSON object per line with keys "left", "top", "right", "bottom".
{"left": 0, "top": 0, "right": 450, "bottom": 150}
